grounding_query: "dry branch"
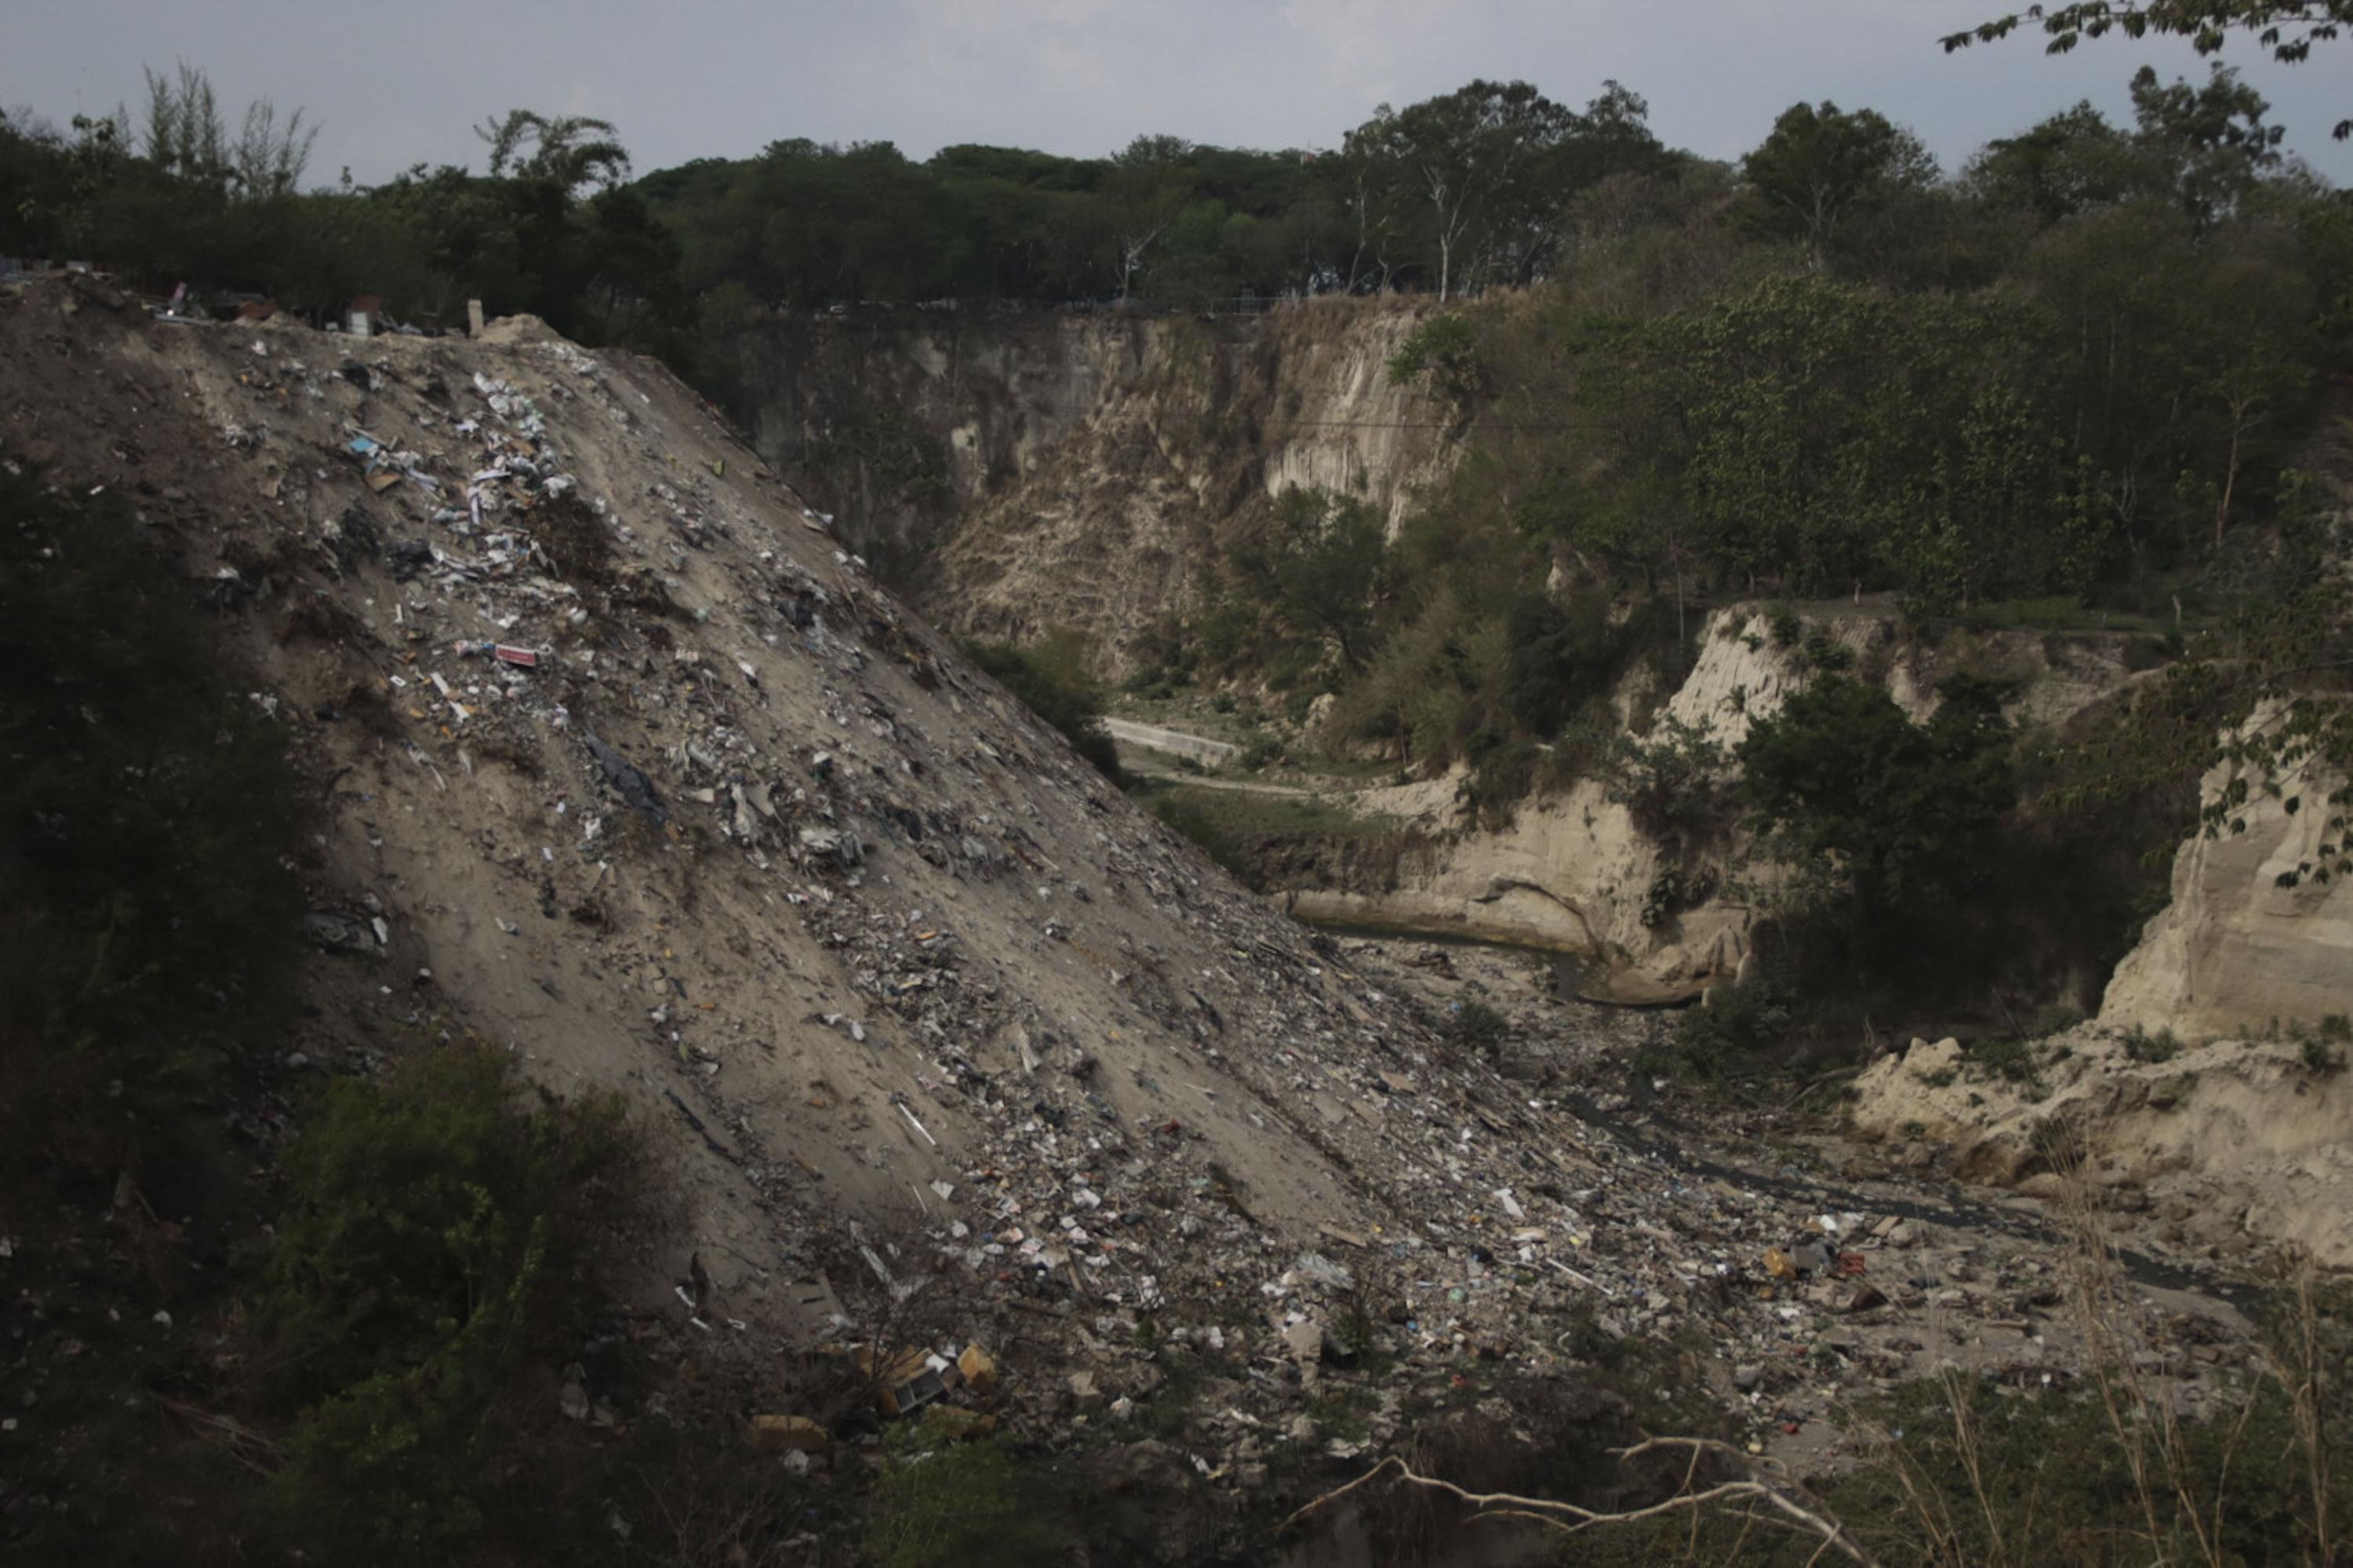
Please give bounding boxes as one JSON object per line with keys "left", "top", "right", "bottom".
{"left": 1277, "top": 1440, "right": 1889, "bottom": 1568}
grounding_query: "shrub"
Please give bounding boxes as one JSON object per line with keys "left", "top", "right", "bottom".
{"left": 1966, "top": 1033, "right": 2044, "bottom": 1086}
{"left": 1640, "top": 862, "right": 1717, "bottom": 928}
{"left": 1599, "top": 716, "right": 1730, "bottom": 843}
{"left": 0, "top": 460, "right": 302, "bottom": 1162}
{"left": 265, "top": 1046, "right": 644, "bottom": 1558}
{"left": 1663, "top": 981, "right": 1791, "bottom": 1075}
{"left": 1738, "top": 673, "right": 2014, "bottom": 930}
{"left": 1438, "top": 998, "right": 1511, "bottom": 1060}
{"left": 864, "top": 1420, "right": 1068, "bottom": 1568}
{"left": 1798, "top": 627, "right": 1855, "bottom": 671}
{"left": 1386, "top": 312, "right": 1486, "bottom": 412}
{"left": 961, "top": 632, "right": 1122, "bottom": 782}
{"left": 1502, "top": 591, "right": 1620, "bottom": 738}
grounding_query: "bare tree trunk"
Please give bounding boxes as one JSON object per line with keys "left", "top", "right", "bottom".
{"left": 2216, "top": 409, "right": 2247, "bottom": 552}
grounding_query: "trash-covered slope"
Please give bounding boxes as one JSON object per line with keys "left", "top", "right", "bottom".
{"left": 0, "top": 279, "right": 2249, "bottom": 1503}
{"left": 0, "top": 281, "right": 1590, "bottom": 1335}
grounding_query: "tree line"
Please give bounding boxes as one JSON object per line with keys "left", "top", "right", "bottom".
{"left": 1162, "top": 60, "right": 2351, "bottom": 790}
{"left": 0, "top": 69, "right": 1682, "bottom": 330}
{"left": 0, "top": 70, "right": 690, "bottom": 351}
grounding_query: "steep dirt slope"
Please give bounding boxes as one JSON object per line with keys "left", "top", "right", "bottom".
{"left": 0, "top": 281, "right": 1757, "bottom": 1406}
{"left": 1, "top": 282, "right": 1419, "bottom": 1313}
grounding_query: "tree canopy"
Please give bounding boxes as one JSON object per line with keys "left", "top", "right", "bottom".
{"left": 1945, "top": 2, "right": 2353, "bottom": 138}
{"left": 1739, "top": 675, "right": 2017, "bottom": 925}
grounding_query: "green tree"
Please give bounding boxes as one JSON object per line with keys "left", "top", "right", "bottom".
{"left": 1739, "top": 675, "right": 2016, "bottom": 926}
{"left": 1104, "top": 133, "right": 1196, "bottom": 300}
{"left": 1945, "top": 2, "right": 2353, "bottom": 140}
{"left": 1345, "top": 80, "right": 1574, "bottom": 300}
{"left": 2129, "top": 61, "right": 2286, "bottom": 224}
{"left": 1387, "top": 311, "right": 1485, "bottom": 413}
{"left": 1231, "top": 487, "right": 1391, "bottom": 674}
{"left": 1962, "top": 100, "right": 2152, "bottom": 222}
{"left": 1740, "top": 101, "right": 1939, "bottom": 270}
{"left": 474, "top": 108, "right": 631, "bottom": 193}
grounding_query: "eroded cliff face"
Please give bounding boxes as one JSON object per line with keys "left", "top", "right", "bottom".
{"left": 1291, "top": 607, "right": 2141, "bottom": 1002}
{"left": 1846, "top": 711, "right": 2353, "bottom": 1262}
{"left": 2101, "top": 705, "right": 2353, "bottom": 1037}
{"left": 732, "top": 300, "right": 1453, "bottom": 670}
{"left": 1849, "top": 1029, "right": 2353, "bottom": 1267}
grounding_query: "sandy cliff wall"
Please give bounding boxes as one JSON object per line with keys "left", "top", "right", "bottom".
{"left": 733, "top": 300, "right": 1453, "bottom": 670}
{"left": 2101, "top": 705, "right": 2353, "bottom": 1036}
{"left": 1293, "top": 608, "right": 2140, "bottom": 1000}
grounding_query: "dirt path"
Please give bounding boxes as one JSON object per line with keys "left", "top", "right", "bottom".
{"left": 1103, "top": 715, "right": 1238, "bottom": 762}
{"left": 1118, "top": 755, "right": 1317, "bottom": 795}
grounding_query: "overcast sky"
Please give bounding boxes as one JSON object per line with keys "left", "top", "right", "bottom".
{"left": 9, "top": 1, "right": 2350, "bottom": 187}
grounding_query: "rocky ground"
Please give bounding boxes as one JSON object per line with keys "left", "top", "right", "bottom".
{"left": 1330, "top": 934, "right": 2274, "bottom": 1475}
{"left": 0, "top": 276, "right": 2286, "bottom": 1559}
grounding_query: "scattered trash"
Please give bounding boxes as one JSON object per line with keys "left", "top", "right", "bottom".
{"left": 453, "top": 639, "right": 540, "bottom": 668}
{"left": 856, "top": 1345, "right": 948, "bottom": 1417}
{"left": 385, "top": 539, "right": 434, "bottom": 581}
{"left": 303, "top": 909, "right": 385, "bottom": 956}
{"left": 749, "top": 1414, "right": 831, "bottom": 1452}
{"left": 957, "top": 1344, "right": 998, "bottom": 1396}
{"left": 585, "top": 732, "right": 665, "bottom": 827}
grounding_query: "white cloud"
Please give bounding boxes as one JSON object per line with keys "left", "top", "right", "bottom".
{"left": 915, "top": 0, "right": 1117, "bottom": 30}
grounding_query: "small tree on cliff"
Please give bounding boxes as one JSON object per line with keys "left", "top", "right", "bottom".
{"left": 1738, "top": 674, "right": 2015, "bottom": 931}
{"left": 1227, "top": 487, "right": 1391, "bottom": 676}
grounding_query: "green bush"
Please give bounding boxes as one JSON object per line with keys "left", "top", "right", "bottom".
{"left": 865, "top": 1421, "right": 1068, "bottom": 1568}
{"left": 0, "top": 460, "right": 301, "bottom": 1159}
{"left": 962, "top": 632, "right": 1122, "bottom": 782}
{"left": 1798, "top": 627, "right": 1855, "bottom": 672}
{"left": 1639, "top": 862, "right": 1718, "bottom": 928}
{"left": 1438, "top": 998, "right": 1511, "bottom": 1059}
{"left": 264, "top": 1047, "right": 643, "bottom": 1558}
{"left": 1386, "top": 311, "right": 1486, "bottom": 412}
{"left": 1223, "top": 486, "right": 1391, "bottom": 678}
{"left": 1663, "top": 981, "right": 1792, "bottom": 1075}
{"left": 1738, "top": 673, "right": 2014, "bottom": 929}
{"left": 1599, "top": 716, "right": 1730, "bottom": 844}
{"left": 1502, "top": 591, "right": 1622, "bottom": 739}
